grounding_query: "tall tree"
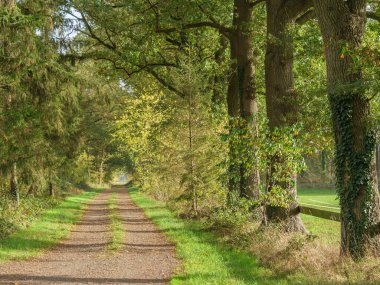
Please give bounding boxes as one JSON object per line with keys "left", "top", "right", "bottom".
{"left": 264, "top": 0, "right": 312, "bottom": 231}
{"left": 313, "top": 0, "right": 380, "bottom": 258}
{"left": 227, "top": 0, "right": 260, "bottom": 199}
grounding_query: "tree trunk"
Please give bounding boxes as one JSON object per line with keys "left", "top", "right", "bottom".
{"left": 98, "top": 150, "right": 105, "bottom": 185}
{"left": 227, "top": 29, "right": 242, "bottom": 198}
{"left": 49, "top": 182, "right": 54, "bottom": 197}
{"left": 376, "top": 144, "right": 380, "bottom": 190}
{"left": 10, "top": 162, "right": 20, "bottom": 206}
{"left": 314, "top": 0, "right": 380, "bottom": 258}
{"left": 264, "top": 0, "right": 311, "bottom": 232}
{"left": 227, "top": 0, "right": 260, "bottom": 200}
{"left": 321, "top": 150, "right": 327, "bottom": 175}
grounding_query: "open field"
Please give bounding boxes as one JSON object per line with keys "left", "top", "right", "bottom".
{"left": 298, "top": 188, "right": 340, "bottom": 241}
{"left": 298, "top": 188, "right": 339, "bottom": 212}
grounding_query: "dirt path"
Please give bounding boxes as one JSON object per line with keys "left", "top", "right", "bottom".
{"left": 0, "top": 187, "right": 178, "bottom": 285}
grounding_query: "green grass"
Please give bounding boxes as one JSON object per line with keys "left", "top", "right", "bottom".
{"left": 129, "top": 187, "right": 293, "bottom": 285}
{"left": 298, "top": 188, "right": 340, "bottom": 242}
{"left": 107, "top": 192, "right": 125, "bottom": 252}
{"left": 300, "top": 214, "right": 340, "bottom": 242}
{"left": 298, "top": 188, "right": 339, "bottom": 212}
{"left": 0, "top": 188, "right": 103, "bottom": 262}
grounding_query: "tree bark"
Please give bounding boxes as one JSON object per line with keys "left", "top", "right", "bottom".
{"left": 98, "top": 149, "right": 105, "bottom": 185}
{"left": 49, "top": 182, "right": 54, "bottom": 197}
{"left": 314, "top": 0, "right": 380, "bottom": 258}
{"left": 264, "top": 0, "right": 311, "bottom": 232}
{"left": 376, "top": 144, "right": 380, "bottom": 190}
{"left": 227, "top": 0, "right": 260, "bottom": 200}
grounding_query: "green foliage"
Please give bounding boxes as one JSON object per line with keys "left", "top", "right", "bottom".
{"left": 223, "top": 116, "right": 307, "bottom": 208}
{"left": 262, "top": 124, "right": 306, "bottom": 207}
{"left": 0, "top": 195, "right": 59, "bottom": 239}
{"left": 205, "top": 197, "right": 256, "bottom": 231}
{"left": 129, "top": 188, "right": 290, "bottom": 285}
{"left": 114, "top": 56, "right": 226, "bottom": 216}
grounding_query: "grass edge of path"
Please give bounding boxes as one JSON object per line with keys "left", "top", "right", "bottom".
{"left": 128, "top": 187, "right": 298, "bottom": 285}
{"left": 0, "top": 187, "right": 104, "bottom": 262}
{"left": 107, "top": 192, "right": 125, "bottom": 252}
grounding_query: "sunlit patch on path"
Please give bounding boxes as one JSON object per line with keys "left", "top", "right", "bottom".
{"left": 0, "top": 186, "right": 178, "bottom": 285}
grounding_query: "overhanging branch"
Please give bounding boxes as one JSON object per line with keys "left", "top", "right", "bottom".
{"left": 296, "top": 9, "right": 315, "bottom": 24}
{"left": 367, "top": 11, "right": 380, "bottom": 22}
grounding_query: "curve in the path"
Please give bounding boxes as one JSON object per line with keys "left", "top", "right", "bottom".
{"left": 0, "top": 187, "right": 178, "bottom": 285}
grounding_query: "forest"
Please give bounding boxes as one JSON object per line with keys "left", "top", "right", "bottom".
{"left": 1, "top": 0, "right": 380, "bottom": 284}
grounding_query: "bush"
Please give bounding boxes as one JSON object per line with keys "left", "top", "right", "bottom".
{"left": 0, "top": 195, "right": 59, "bottom": 239}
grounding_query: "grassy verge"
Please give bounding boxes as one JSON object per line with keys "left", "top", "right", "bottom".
{"left": 107, "top": 192, "right": 125, "bottom": 252}
{"left": 129, "top": 187, "right": 293, "bottom": 285}
{"left": 297, "top": 188, "right": 340, "bottom": 242}
{"left": 131, "top": 187, "right": 380, "bottom": 284}
{"left": 301, "top": 214, "right": 340, "bottom": 242}
{"left": 0, "top": 187, "right": 103, "bottom": 262}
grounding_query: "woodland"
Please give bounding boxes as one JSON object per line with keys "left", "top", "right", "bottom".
{"left": 1, "top": 0, "right": 380, "bottom": 284}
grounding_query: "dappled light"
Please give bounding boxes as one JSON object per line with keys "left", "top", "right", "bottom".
{"left": 1, "top": 0, "right": 380, "bottom": 284}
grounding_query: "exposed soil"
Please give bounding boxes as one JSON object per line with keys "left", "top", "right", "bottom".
{"left": 0, "top": 186, "right": 178, "bottom": 284}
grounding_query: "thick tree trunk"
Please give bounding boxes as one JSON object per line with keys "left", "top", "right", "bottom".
{"left": 314, "top": 0, "right": 380, "bottom": 258}
{"left": 236, "top": 0, "right": 260, "bottom": 200}
{"left": 227, "top": 31, "right": 242, "bottom": 198}
{"left": 376, "top": 145, "right": 380, "bottom": 190}
{"left": 10, "top": 162, "right": 20, "bottom": 206}
{"left": 264, "top": 0, "right": 310, "bottom": 232}
{"left": 227, "top": 0, "right": 260, "bottom": 200}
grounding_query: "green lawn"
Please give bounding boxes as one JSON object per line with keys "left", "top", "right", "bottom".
{"left": 130, "top": 187, "right": 316, "bottom": 285}
{"left": 0, "top": 187, "right": 103, "bottom": 262}
{"left": 298, "top": 188, "right": 339, "bottom": 212}
{"left": 298, "top": 188, "right": 340, "bottom": 242}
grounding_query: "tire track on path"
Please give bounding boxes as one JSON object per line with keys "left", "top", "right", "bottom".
{"left": 0, "top": 187, "right": 178, "bottom": 284}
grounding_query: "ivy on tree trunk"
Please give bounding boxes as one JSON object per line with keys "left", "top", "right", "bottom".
{"left": 314, "top": 0, "right": 380, "bottom": 259}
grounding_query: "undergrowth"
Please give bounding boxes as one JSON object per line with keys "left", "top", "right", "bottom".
{"left": 0, "top": 187, "right": 103, "bottom": 261}
{"left": 132, "top": 187, "right": 380, "bottom": 284}
{"left": 0, "top": 195, "right": 59, "bottom": 239}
